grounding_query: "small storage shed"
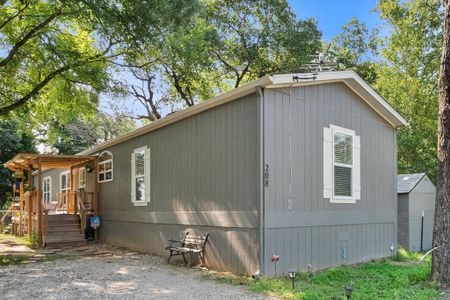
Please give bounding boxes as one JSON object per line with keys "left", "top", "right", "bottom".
{"left": 397, "top": 173, "right": 435, "bottom": 252}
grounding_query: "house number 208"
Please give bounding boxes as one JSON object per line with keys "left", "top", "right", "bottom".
{"left": 264, "top": 164, "right": 269, "bottom": 187}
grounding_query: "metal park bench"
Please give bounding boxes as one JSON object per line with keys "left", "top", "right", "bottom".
{"left": 165, "top": 232, "right": 209, "bottom": 267}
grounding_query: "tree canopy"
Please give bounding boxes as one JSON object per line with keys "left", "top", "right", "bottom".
{"left": 0, "top": 0, "right": 199, "bottom": 116}
{"left": 376, "top": 0, "right": 442, "bottom": 181}
{"left": 122, "top": 0, "right": 322, "bottom": 121}
{"left": 0, "top": 0, "right": 443, "bottom": 185}
{"left": 0, "top": 116, "right": 35, "bottom": 207}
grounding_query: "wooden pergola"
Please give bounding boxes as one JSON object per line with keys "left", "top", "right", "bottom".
{"left": 4, "top": 153, "right": 97, "bottom": 245}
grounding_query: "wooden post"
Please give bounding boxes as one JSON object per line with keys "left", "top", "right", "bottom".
{"left": 93, "top": 159, "right": 99, "bottom": 240}
{"left": 93, "top": 159, "right": 98, "bottom": 214}
{"left": 37, "top": 159, "right": 43, "bottom": 246}
{"left": 18, "top": 178, "right": 24, "bottom": 236}
{"left": 27, "top": 167, "right": 32, "bottom": 238}
{"left": 69, "top": 166, "right": 75, "bottom": 213}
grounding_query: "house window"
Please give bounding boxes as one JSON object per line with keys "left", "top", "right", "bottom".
{"left": 79, "top": 167, "right": 86, "bottom": 189}
{"left": 334, "top": 132, "right": 353, "bottom": 197}
{"left": 131, "top": 147, "right": 150, "bottom": 206}
{"left": 98, "top": 151, "right": 113, "bottom": 183}
{"left": 60, "top": 171, "right": 70, "bottom": 194}
{"left": 323, "top": 125, "right": 361, "bottom": 203}
{"left": 43, "top": 177, "right": 52, "bottom": 204}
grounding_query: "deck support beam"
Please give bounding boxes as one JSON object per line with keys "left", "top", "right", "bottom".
{"left": 37, "top": 158, "right": 42, "bottom": 246}
{"left": 69, "top": 166, "right": 75, "bottom": 213}
{"left": 18, "top": 177, "right": 24, "bottom": 236}
{"left": 27, "top": 166, "right": 32, "bottom": 238}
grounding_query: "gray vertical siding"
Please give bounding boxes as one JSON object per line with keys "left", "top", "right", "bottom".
{"left": 97, "top": 94, "right": 260, "bottom": 275}
{"left": 397, "top": 194, "right": 409, "bottom": 249}
{"left": 263, "top": 83, "right": 397, "bottom": 275}
{"left": 33, "top": 168, "right": 66, "bottom": 202}
{"left": 407, "top": 176, "right": 435, "bottom": 251}
{"left": 33, "top": 168, "right": 93, "bottom": 202}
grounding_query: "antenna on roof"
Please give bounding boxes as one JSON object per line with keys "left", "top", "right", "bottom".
{"left": 301, "top": 42, "right": 338, "bottom": 74}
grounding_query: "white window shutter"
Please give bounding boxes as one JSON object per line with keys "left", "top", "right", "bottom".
{"left": 131, "top": 153, "right": 136, "bottom": 202}
{"left": 144, "top": 147, "right": 151, "bottom": 202}
{"left": 323, "top": 127, "right": 333, "bottom": 199}
{"left": 353, "top": 135, "right": 361, "bottom": 200}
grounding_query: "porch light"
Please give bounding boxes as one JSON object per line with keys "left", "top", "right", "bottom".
{"left": 345, "top": 286, "right": 353, "bottom": 299}
{"left": 86, "top": 165, "right": 94, "bottom": 173}
{"left": 288, "top": 269, "right": 297, "bottom": 289}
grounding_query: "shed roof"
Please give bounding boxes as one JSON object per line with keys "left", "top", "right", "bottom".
{"left": 80, "top": 70, "right": 407, "bottom": 156}
{"left": 397, "top": 173, "right": 426, "bottom": 194}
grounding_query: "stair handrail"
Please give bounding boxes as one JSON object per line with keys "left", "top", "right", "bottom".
{"left": 0, "top": 204, "right": 13, "bottom": 232}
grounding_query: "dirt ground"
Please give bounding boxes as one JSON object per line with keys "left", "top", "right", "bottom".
{"left": 0, "top": 237, "right": 272, "bottom": 300}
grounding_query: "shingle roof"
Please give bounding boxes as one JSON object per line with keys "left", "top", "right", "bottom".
{"left": 397, "top": 173, "right": 426, "bottom": 194}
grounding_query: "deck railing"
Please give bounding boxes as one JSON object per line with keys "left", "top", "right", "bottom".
{"left": 10, "top": 190, "right": 96, "bottom": 240}
{"left": 56, "top": 192, "right": 69, "bottom": 212}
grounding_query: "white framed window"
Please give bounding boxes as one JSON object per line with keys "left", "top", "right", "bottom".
{"left": 98, "top": 151, "right": 113, "bottom": 183}
{"left": 79, "top": 167, "right": 86, "bottom": 189}
{"left": 60, "top": 171, "right": 70, "bottom": 194}
{"left": 43, "top": 176, "right": 52, "bottom": 204}
{"left": 323, "top": 125, "right": 361, "bottom": 203}
{"left": 131, "top": 146, "right": 150, "bottom": 206}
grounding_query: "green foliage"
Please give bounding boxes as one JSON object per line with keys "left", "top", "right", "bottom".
{"left": 375, "top": 0, "right": 443, "bottom": 181}
{"left": 332, "top": 1, "right": 442, "bottom": 181}
{"left": 207, "top": 0, "right": 321, "bottom": 88}
{"left": 47, "top": 111, "right": 137, "bottom": 154}
{"left": 27, "top": 232, "right": 39, "bottom": 249}
{"left": 0, "top": 117, "right": 36, "bottom": 207}
{"left": 0, "top": 0, "right": 198, "bottom": 146}
{"left": 0, "top": 255, "right": 28, "bottom": 266}
{"left": 393, "top": 249, "right": 424, "bottom": 262}
{"left": 125, "top": 0, "right": 322, "bottom": 120}
{"left": 331, "top": 17, "right": 380, "bottom": 84}
{"left": 207, "top": 255, "right": 438, "bottom": 299}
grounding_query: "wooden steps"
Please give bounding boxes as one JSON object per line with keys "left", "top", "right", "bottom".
{"left": 44, "top": 214, "right": 86, "bottom": 247}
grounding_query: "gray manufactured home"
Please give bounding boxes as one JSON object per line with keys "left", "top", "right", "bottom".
{"left": 27, "top": 71, "right": 407, "bottom": 276}
{"left": 397, "top": 173, "right": 435, "bottom": 252}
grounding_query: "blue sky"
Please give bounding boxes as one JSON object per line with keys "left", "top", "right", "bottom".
{"left": 289, "top": 0, "right": 382, "bottom": 41}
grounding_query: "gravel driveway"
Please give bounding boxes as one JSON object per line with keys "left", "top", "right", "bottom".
{"left": 0, "top": 251, "right": 272, "bottom": 300}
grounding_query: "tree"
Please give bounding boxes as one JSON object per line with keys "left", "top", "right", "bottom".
{"left": 0, "top": 0, "right": 199, "bottom": 116}
{"left": 375, "top": 0, "right": 443, "bottom": 181}
{"left": 331, "top": 18, "right": 379, "bottom": 84}
{"left": 0, "top": 117, "right": 36, "bottom": 208}
{"left": 208, "top": 0, "right": 321, "bottom": 88}
{"left": 124, "top": 0, "right": 322, "bottom": 121}
{"left": 432, "top": 0, "right": 450, "bottom": 287}
{"left": 47, "top": 111, "right": 136, "bottom": 155}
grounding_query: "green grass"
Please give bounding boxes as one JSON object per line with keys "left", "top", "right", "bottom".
{"left": 0, "top": 233, "right": 35, "bottom": 248}
{"left": 0, "top": 233, "right": 38, "bottom": 265}
{"left": 204, "top": 251, "right": 440, "bottom": 300}
{"left": 0, "top": 254, "right": 30, "bottom": 265}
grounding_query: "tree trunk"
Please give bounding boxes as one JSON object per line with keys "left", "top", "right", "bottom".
{"left": 433, "top": 0, "right": 450, "bottom": 288}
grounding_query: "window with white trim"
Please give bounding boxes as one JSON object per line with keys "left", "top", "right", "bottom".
{"left": 323, "top": 125, "right": 361, "bottom": 203}
{"left": 60, "top": 171, "right": 70, "bottom": 194}
{"left": 131, "top": 146, "right": 150, "bottom": 206}
{"left": 79, "top": 167, "right": 86, "bottom": 189}
{"left": 43, "top": 177, "right": 52, "bottom": 204}
{"left": 98, "top": 151, "right": 113, "bottom": 183}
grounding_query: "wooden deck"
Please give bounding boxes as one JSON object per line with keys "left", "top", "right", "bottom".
{"left": 3, "top": 153, "right": 98, "bottom": 246}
